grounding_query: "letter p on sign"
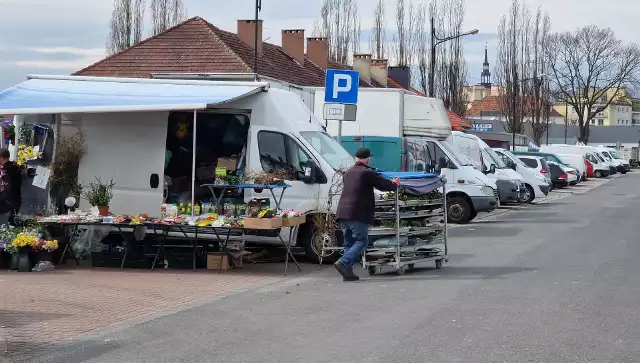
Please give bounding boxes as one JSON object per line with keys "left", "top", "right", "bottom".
{"left": 332, "top": 74, "right": 351, "bottom": 99}
{"left": 324, "top": 69, "right": 359, "bottom": 104}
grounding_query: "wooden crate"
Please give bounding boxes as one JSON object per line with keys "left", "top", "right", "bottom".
{"left": 282, "top": 215, "right": 306, "bottom": 227}
{"left": 243, "top": 217, "right": 282, "bottom": 229}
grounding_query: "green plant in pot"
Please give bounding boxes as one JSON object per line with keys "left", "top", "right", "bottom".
{"left": 82, "top": 177, "right": 115, "bottom": 216}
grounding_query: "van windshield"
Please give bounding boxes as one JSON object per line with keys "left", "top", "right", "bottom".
{"left": 300, "top": 131, "right": 354, "bottom": 170}
{"left": 601, "top": 151, "right": 612, "bottom": 159}
{"left": 439, "top": 140, "right": 467, "bottom": 166}
{"left": 608, "top": 149, "right": 621, "bottom": 159}
{"left": 484, "top": 147, "right": 508, "bottom": 168}
{"left": 501, "top": 150, "right": 527, "bottom": 167}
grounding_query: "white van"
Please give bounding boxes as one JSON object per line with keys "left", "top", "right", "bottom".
{"left": 586, "top": 147, "right": 618, "bottom": 176}
{"left": 448, "top": 132, "right": 525, "bottom": 204}
{"left": 1, "top": 75, "right": 366, "bottom": 261}
{"left": 319, "top": 88, "right": 500, "bottom": 224}
{"left": 493, "top": 148, "right": 549, "bottom": 203}
{"left": 595, "top": 146, "right": 629, "bottom": 174}
{"left": 539, "top": 145, "right": 588, "bottom": 180}
{"left": 541, "top": 144, "right": 611, "bottom": 178}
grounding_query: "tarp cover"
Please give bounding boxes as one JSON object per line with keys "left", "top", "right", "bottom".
{"left": 0, "top": 77, "right": 265, "bottom": 114}
{"left": 379, "top": 171, "right": 444, "bottom": 196}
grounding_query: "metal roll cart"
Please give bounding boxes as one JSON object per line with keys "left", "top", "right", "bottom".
{"left": 363, "top": 172, "right": 448, "bottom": 276}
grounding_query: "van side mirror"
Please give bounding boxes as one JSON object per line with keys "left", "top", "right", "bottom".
{"left": 489, "top": 164, "right": 497, "bottom": 174}
{"left": 437, "top": 157, "right": 448, "bottom": 170}
{"left": 299, "top": 161, "right": 325, "bottom": 184}
{"left": 510, "top": 161, "right": 517, "bottom": 171}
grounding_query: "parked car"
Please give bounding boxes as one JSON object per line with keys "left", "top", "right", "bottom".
{"left": 585, "top": 159, "right": 594, "bottom": 178}
{"left": 547, "top": 161, "right": 570, "bottom": 188}
{"left": 516, "top": 155, "right": 553, "bottom": 191}
{"left": 493, "top": 148, "right": 550, "bottom": 203}
{"left": 514, "top": 151, "right": 582, "bottom": 183}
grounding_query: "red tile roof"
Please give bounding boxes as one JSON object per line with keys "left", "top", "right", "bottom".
{"left": 467, "top": 95, "right": 562, "bottom": 118}
{"left": 74, "top": 16, "right": 468, "bottom": 129}
{"left": 446, "top": 110, "right": 472, "bottom": 131}
{"left": 75, "top": 16, "right": 402, "bottom": 89}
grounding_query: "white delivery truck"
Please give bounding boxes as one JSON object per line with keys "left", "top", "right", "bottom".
{"left": 312, "top": 87, "right": 499, "bottom": 224}
{"left": 1, "top": 75, "right": 368, "bottom": 261}
{"left": 447, "top": 131, "right": 525, "bottom": 204}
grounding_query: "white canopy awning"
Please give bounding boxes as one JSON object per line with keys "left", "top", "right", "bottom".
{"left": 0, "top": 75, "right": 268, "bottom": 115}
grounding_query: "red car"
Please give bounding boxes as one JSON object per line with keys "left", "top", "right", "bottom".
{"left": 585, "top": 159, "right": 594, "bottom": 178}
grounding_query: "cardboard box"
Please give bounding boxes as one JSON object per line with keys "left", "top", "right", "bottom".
{"left": 207, "top": 252, "right": 229, "bottom": 271}
{"left": 281, "top": 215, "right": 306, "bottom": 227}
{"left": 207, "top": 251, "right": 248, "bottom": 271}
{"left": 217, "top": 157, "right": 237, "bottom": 171}
{"left": 243, "top": 217, "right": 282, "bottom": 229}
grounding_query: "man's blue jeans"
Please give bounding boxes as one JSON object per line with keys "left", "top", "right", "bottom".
{"left": 338, "top": 220, "right": 369, "bottom": 269}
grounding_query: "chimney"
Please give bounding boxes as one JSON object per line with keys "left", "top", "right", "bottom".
{"left": 371, "top": 59, "right": 388, "bottom": 87}
{"left": 353, "top": 53, "right": 372, "bottom": 84}
{"left": 307, "top": 37, "right": 328, "bottom": 69}
{"left": 388, "top": 66, "right": 411, "bottom": 90}
{"left": 237, "top": 19, "right": 263, "bottom": 55}
{"left": 282, "top": 29, "right": 305, "bottom": 65}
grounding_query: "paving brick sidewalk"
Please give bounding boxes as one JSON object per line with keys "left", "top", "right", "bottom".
{"left": 0, "top": 263, "right": 306, "bottom": 359}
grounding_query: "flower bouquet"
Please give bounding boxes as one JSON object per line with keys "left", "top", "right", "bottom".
{"left": 17, "top": 145, "right": 42, "bottom": 167}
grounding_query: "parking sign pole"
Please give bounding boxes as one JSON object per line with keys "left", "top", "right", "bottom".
{"left": 337, "top": 120, "right": 343, "bottom": 145}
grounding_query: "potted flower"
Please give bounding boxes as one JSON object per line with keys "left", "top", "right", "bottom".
{"left": 82, "top": 177, "right": 115, "bottom": 216}
{"left": 0, "top": 224, "right": 20, "bottom": 270}
{"left": 10, "top": 232, "right": 39, "bottom": 272}
{"left": 35, "top": 240, "right": 58, "bottom": 263}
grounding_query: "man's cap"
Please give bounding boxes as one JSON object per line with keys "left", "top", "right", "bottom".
{"left": 355, "top": 148, "right": 373, "bottom": 159}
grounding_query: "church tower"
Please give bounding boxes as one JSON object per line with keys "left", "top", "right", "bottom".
{"left": 480, "top": 46, "right": 491, "bottom": 87}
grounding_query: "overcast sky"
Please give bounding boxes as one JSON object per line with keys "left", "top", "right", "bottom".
{"left": 0, "top": 0, "right": 638, "bottom": 89}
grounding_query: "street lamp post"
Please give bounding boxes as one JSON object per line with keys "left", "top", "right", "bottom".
{"left": 564, "top": 102, "right": 568, "bottom": 144}
{"left": 253, "top": 0, "right": 262, "bottom": 74}
{"left": 429, "top": 18, "right": 478, "bottom": 97}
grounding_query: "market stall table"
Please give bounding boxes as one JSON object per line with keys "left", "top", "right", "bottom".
{"left": 200, "top": 182, "right": 301, "bottom": 274}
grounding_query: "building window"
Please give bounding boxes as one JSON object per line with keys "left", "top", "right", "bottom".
{"left": 598, "top": 119, "right": 604, "bottom": 126}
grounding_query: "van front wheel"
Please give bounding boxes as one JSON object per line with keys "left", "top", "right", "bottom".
{"left": 447, "top": 196, "right": 471, "bottom": 224}
{"left": 298, "top": 220, "right": 343, "bottom": 263}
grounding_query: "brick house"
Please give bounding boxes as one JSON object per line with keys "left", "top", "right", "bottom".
{"left": 75, "top": 16, "right": 470, "bottom": 130}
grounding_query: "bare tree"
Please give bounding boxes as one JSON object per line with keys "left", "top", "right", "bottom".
{"left": 546, "top": 26, "right": 640, "bottom": 142}
{"left": 526, "top": 9, "right": 552, "bottom": 145}
{"left": 428, "top": 0, "right": 469, "bottom": 115}
{"left": 106, "top": 0, "right": 145, "bottom": 55}
{"left": 370, "top": 0, "right": 387, "bottom": 59}
{"left": 150, "top": 0, "right": 187, "bottom": 36}
{"left": 392, "top": 0, "right": 419, "bottom": 67}
{"left": 315, "top": 0, "right": 361, "bottom": 64}
{"left": 495, "top": 0, "right": 526, "bottom": 136}
{"left": 414, "top": 3, "right": 429, "bottom": 94}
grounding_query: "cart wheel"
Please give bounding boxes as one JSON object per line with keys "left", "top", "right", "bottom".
{"left": 367, "top": 266, "right": 377, "bottom": 276}
{"left": 407, "top": 264, "right": 415, "bottom": 270}
{"left": 396, "top": 267, "right": 406, "bottom": 276}
{"left": 435, "top": 259, "right": 443, "bottom": 269}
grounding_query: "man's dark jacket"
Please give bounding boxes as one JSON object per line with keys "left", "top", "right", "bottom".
{"left": 0, "top": 161, "right": 22, "bottom": 214}
{"left": 336, "top": 162, "right": 397, "bottom": 225}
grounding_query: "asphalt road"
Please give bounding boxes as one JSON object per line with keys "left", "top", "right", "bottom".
{"left": 19, "top": 173, "right": 640, "bottom": 363}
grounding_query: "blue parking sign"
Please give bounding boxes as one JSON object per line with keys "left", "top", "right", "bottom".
{"left": 324, "top": 69, "right": 359, "bottom": 104}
